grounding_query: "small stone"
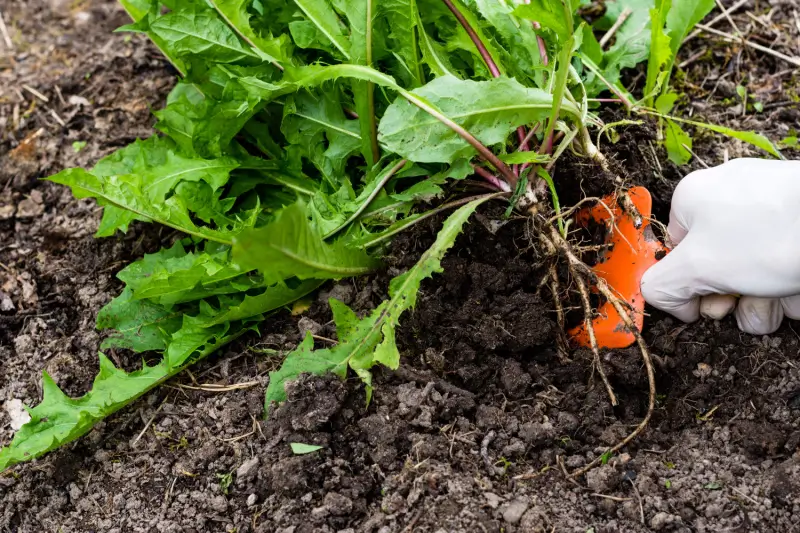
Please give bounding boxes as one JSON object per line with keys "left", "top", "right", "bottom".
{"left": 236, "top": 457, "right": 259, "bottom": 482}
{"left": 4, "top": 399, "right": 31, "bottom": 431}
{"left": 500, "top": 359, "right": 532, "bottom": 398}
{"left": 501, "top": 439, "right": 526, "bottom": 457}
{"left": 298, "top": 317, "right": 323, "bottom": 337}
{"left": 324, "top": 492, "right": 353, "bottom": 516}
{"left": 16, "top": 194, "right": 44, "bottom": 218}
{"left": 483, "top": 492, "right": 502, "bottom": 509}
{"left": 586, "top": 465, "right": 619, "bottom": 493}
{"left": 67, "top": 483, "right": 82, "bottom": 501}
{"left": 501, "top": 499, "right": 529, "bottom": 524}
{"left": 208, "top": 495, "right": 228, "bottom": 513}
{"left": 0, "top": 204, "right": 14, "bottom": 219}
{"left": 519, "top": 421, "right": 556, "bottom": 446}
{"left": 650, "top": 511, "right": 679, "bottom": 531}
{"left": 704, "top": 502, "right": 724, "bottom": 518}
{"left": 69, "top": 95, "right": 91, "bottom": 107}
{"left": 246, "top": 494, "right": 257, "bottom": 507}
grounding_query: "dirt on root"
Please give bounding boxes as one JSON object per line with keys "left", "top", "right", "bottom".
{"left": 2, "top": 1, "right": 800, "bottom": 532}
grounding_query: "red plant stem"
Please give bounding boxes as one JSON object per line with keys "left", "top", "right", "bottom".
{"left": 441, "top": 0, "right": 501, "bottom": 77}
{"left": 530, "top": 21, "right": 549, "bottom": 66}
{"left": 441, "top": 0, "right": 530, "bottom": 176}
{"left": 472, "top": 164, "right": 511, "bottom": 192}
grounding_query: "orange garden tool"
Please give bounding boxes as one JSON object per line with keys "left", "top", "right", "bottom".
{"left": 568, "top": 187, "right": 669, "bottom": 349}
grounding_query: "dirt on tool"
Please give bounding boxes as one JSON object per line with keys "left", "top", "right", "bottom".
{"left": 2, "top": 1, "right": 800, "bottom": 532}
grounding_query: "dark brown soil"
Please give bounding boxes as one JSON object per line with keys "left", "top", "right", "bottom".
{"left": 2, "top": 1, "right": 800, "bottom": 532}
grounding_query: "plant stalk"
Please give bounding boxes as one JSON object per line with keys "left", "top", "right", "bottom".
{"left": 397, "top": 88, "right": 519, "bottom": 187}
{"left": 441, "top": 0, "right": 529, "bottom": 170}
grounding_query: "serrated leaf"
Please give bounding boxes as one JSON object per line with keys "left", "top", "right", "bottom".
{"left": 155, "top": 79, "right": 265, "bottom": 158}
{"left": 281, "top": 88, "right": 362, "bottom": 188}
{"left": 293, "top": 0, "right": 351, "bottom": 58}
{"left": 0, "top": 281, "right": 314, "bottom": 472}
{"left": 208, "top": 0, "right": 291, "bottom": 63}
{"left": 132, "top": 5, "right": 260, "bottom": 64}
{"left": 264, "top": 196, "right": 489, "bottom": 412}
{"left": 379, "top": 0, "right": 424, "bottom": 87}
{"left": 97, "top": 287, "right": 182, "bottom": 352}
{"left": 379, "top": 75, "right": 578, "bottom": 163}
{"left": 116, "top": 242, "right": 242, "bottom": 303}
{"left": 47, "top": 168, "right": 245, "bottom": 244}
{"left": 644, "top": 0, "right": 673, "bottom": 104}
{"left": 232, "top": 201, "right": 380, "bottom": 283}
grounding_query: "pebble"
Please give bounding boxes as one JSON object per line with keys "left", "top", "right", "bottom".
{"left": 236, "top": 457, "right": 260, "bottom": 482}
{"left": 501, "top": 499, "right": 529, "bottom": 524}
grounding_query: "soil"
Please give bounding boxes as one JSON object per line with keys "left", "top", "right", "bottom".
{"left": 2, "top": 1, "right": 800, "bottom": 532}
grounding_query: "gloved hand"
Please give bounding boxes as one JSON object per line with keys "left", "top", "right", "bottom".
{"left": 641, "top": 158, "right": 800, "bottom": 335}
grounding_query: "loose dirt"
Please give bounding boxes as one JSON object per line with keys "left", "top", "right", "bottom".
{"left": 2, "top": 1, "right": 800, "bottom": 532}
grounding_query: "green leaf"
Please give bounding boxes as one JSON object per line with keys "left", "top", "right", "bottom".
{"left": 652, "top": 112, "right": 783, "bottom": 159}
{"left": 470, "top": 0, "right": 544, "bottom": 84}
{"left": 664, "top": 118, "right": 692, "bottom": 165}
{"left": 116, "top": 242, "right": 242, "bottom": 303}
{"left": 135, "top": 5, "right": 260, "bottom": 64}
{"left": 47, "top": 168, "right": 245, "bottom": 244}
{"left": 293, "top": 0, "right": 351, "bottom": 58}
{"left": 665, "top": 0, "right": 715, "bottom": 52}
{"left": 593, "top": 0, "right": 653, "bottom": 89}
{"left": 415, "top": 7, "right": 456, "bottom": 78}
{"left": 201, "top": 279, "right": 324, "bottom": 325}
{"left": 497, "top": 152, "right": 551, "bottom": 165}
{"left": 655, "top": 91, "right": 679, "bottom": 114}
{"left": 379, "top": 75, "right": 577, "bottom": 163}
{"left": 155, "top": 79, "right": 265, "bottom": 158}
{"left": 0, "top": 280, "right": 314, "bottom": 472}
{"left": 644, "top": 0, "right": 672, "bottom": 105}
{"left": 208, "top": 0, "right": 291, "bottom": 63}
{"left": 264, "top": 196, "right": 489, "bottom": 412}
{"left": 334, "top": 0, "right": 380, "bottom": 165}
{"left": 281, "top": 88, "right": 362, "bottom": 188}
{"left": 0, "top": 334, "right": 229, "bottom": 472}
{"left": 232, "top": 201, "right": 380, "bottom": 283}
{"left": 118, "top": 0, "right": 188, "bottom": 75}
{"left": 379, "top": 0, "right": 424, "bottom": 87}
{"left": 97, "top": 287, "right": 181, "bottom": 352}
{"left": 645, "top": 0, "right": 714, "bottom": 104}
{"left": 290, "top": 442, "right": 324, "bottom": 454}
{"left": 514, "top": 0, "right": 570, "bottom": 43}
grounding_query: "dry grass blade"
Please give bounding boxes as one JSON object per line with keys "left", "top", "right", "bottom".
{"left": 599, "top": 7, "right": 632, "bottom": 49}
{"left": 695, "top": 23, "right": 800, "bottom": 68}
{"left": 685, "top": 0, "right": 749, "bottom": 42}
{"left": 0, "top": 9, "right": 13, "bottom": 50}
{"left": 178, "top": 380, "right": 260, "bottom": 392}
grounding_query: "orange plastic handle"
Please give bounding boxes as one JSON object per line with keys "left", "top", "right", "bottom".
{"left": 568, "top": 187, "right": 669, "bottom": 349}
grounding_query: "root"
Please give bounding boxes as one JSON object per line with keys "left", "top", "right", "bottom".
{"left": 574, "top": 273, "right": 618, "bottom": 407}
{"left": 548, "top": 263, "right": 571, "bottom": 363}
{"left": 537, "top": 223, "right": 656, "bottom": 480}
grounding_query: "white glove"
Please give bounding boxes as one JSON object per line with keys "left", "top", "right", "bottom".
{"left": 640, "top": 158, "right": 800, "bottom": 335}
